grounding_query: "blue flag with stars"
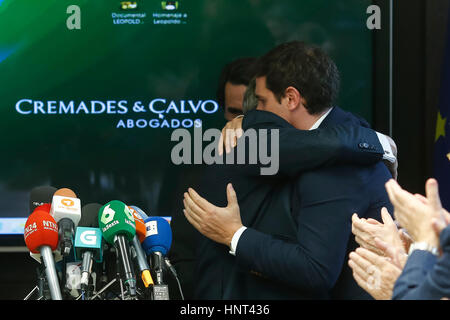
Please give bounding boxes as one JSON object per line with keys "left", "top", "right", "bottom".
{"left": 434, "top": 11, "right": 450, "bottom": 210}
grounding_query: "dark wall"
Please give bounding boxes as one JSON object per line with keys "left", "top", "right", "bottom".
{"left": 389, "top": 0, "right": 449, "bottom": 195}
{"left": 0, "top": 252, "right": 36, "bottom": 300}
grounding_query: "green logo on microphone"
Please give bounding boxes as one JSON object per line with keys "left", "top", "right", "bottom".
{"left": 98, "top": 200, "right": 136, "bottom": 244}
{"left": 100, "top": 204, "right": 116, "bottom": 224}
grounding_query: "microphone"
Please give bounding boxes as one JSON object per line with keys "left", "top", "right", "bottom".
{"left": 130, "top": 205, "right": 148, "bottom": 220}
{"left": 29, "top": 186, "right": 57, "bottom": 212}
{"left": 142, "top": 216, "right": 172, "bottom": 300}
{"left": 27, "top": 206, "right": 63, "bottom": 264}
{"left": 98, "top": 200, "right": 137, "bottom": 298}
{"left": 50, "top": 188, "right": 81, "bottom": 256}
{"left": 128, "top": 206, "right": 154, "bottom": 288}
{"left": 130, "top": 207, "right": 147, "bottom": 243}
{"left": 29, "top": 187, "right": 60, "bottom": 263}
{"left": 74, "top": 203, "right": 103, "bottom": 295}
{"left": 24, "top": 208, "right": 62, "bottom": 300}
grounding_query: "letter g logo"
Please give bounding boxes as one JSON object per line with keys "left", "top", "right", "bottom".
{"left": 80, "top": 230, "right": 97, "bottom": 245}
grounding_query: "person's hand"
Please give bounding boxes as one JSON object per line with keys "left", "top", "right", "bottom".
{"left": 410, "top": 191, "right": 450, "bottom": 239}
{"left": 431, "top": 209, "right": 450, "bottom": 238}
{"left": 352, "top": 207, "right": 403, "bottom": 256}
{"left": 348, "top": 247, "right": 402, "bottom": 300}
{"left": 183, "top": 183, "right": 243, "bottom": 247}
{"left": 398, "top": 228, "right": 413, "bottom": 253}
{"left": 374, "top": 236, "right": 408, "bottom": 269}
{"left": 218, "top": 116, "right": 244, "bottom": 155}
{"left": 385, "top": 178, "right": 447, "bottom": 248}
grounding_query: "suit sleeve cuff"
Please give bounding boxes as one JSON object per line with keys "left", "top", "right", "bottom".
{"left": 376, "top": 132, "right": 396, "bottom": 163}
{"left": 229, "top": 226, "right": 247, "bottom": 256}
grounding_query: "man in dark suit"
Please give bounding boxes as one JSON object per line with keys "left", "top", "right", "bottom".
{"left": 183, "top": 41, "right": 394, "bottom": 299}
{"left": 233, "top": 107, "right": 393, "bottom": 299}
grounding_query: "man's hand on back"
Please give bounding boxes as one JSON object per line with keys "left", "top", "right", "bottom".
{"left": 183, "top": 183, "right": 243, "bottom": 248}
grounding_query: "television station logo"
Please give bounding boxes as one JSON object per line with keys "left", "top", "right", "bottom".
{"left": 61, "top": 198, "right": 74, "bottom": 207}
{"left": 79, "top": 229, "right": 98, "bottom": 246}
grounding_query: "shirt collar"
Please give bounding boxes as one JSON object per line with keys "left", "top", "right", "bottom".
{"left": 309, "top": 107, "right": 333, "bottom": 130}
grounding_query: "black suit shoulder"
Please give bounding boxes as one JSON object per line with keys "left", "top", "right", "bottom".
{"left": 297, "top": 161, "right": 390, "bottom": 203}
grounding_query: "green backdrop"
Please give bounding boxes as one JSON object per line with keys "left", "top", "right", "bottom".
{"left": 0, "top": 0, "right": 373, "bottom": 218}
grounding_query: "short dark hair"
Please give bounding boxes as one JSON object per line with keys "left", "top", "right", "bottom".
{"left": 255, "top": 41, "right": 340, "bottom": 115}
{"left": 216, "top": 57, "right": 258, "bottom": 109}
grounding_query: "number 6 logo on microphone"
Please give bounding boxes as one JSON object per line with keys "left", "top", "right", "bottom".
{"left": 100, "top": 204, "right": 116, "bottom": 224}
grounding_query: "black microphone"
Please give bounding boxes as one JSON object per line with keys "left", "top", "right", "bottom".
{"left": 74, "top": 203, "right": 103, "bottom": 298}
{"left": 29, "top": 185, "right": 57, "bottom": 212}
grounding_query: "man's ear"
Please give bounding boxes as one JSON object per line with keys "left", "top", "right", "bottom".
{"left": 284, "top": 86, "right": 303, "bottom": 111}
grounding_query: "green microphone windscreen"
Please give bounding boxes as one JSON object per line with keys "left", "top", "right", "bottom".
{"left": 98, "top": 200, "right": 136, "bottom": 244}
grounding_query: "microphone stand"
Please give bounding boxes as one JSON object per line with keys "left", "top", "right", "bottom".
{"left": 165, "top": 257, "right": 184, "bottom": 300}
{"left": 40, "top": 246, "right": 63, "bottom": 300}
{"left": 81, "top": 278, "right": 117, "bottom": 300}
{"left": 151, "top": 252, "right": 169, "bottom": 300}
{"left": 37, "top": 266, "right": 45, "bottom": 300}
{"left": 23, "top": 286, "right": 39, "bottom": 300}
{"left": 114, "top": 247, "right": 125, "bottom": 300}
{"left": 118, "top": 277, "right": 125, "bottom": 300}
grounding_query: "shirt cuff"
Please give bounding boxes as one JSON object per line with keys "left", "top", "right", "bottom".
{"left": 376, "top": 132, "right": 396, "bottom": 163}
{"left": 229, "top": 226, "right": 247, "bottom": 256}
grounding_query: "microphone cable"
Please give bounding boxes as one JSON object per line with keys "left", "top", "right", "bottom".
{"left": 164, "top": 257, "right": 184, "bottom": 300}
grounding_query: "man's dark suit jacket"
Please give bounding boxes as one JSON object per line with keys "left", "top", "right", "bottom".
{"left": 194, "top": 108, "right": 392, "bottom": 299}
{"left": 393, "top": 226, "right": 450, "bottom": 300}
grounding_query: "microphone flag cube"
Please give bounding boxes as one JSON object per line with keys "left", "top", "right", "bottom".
{"left": 74, "top": 227, "right": 103, "bottom": 262}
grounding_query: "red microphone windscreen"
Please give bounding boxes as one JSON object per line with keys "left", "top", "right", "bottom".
{"left": 24, "top": 210, "right": 59, "bottom": 253}
{"left": 35, "top": 203, "right": 51, "bottom": 213}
